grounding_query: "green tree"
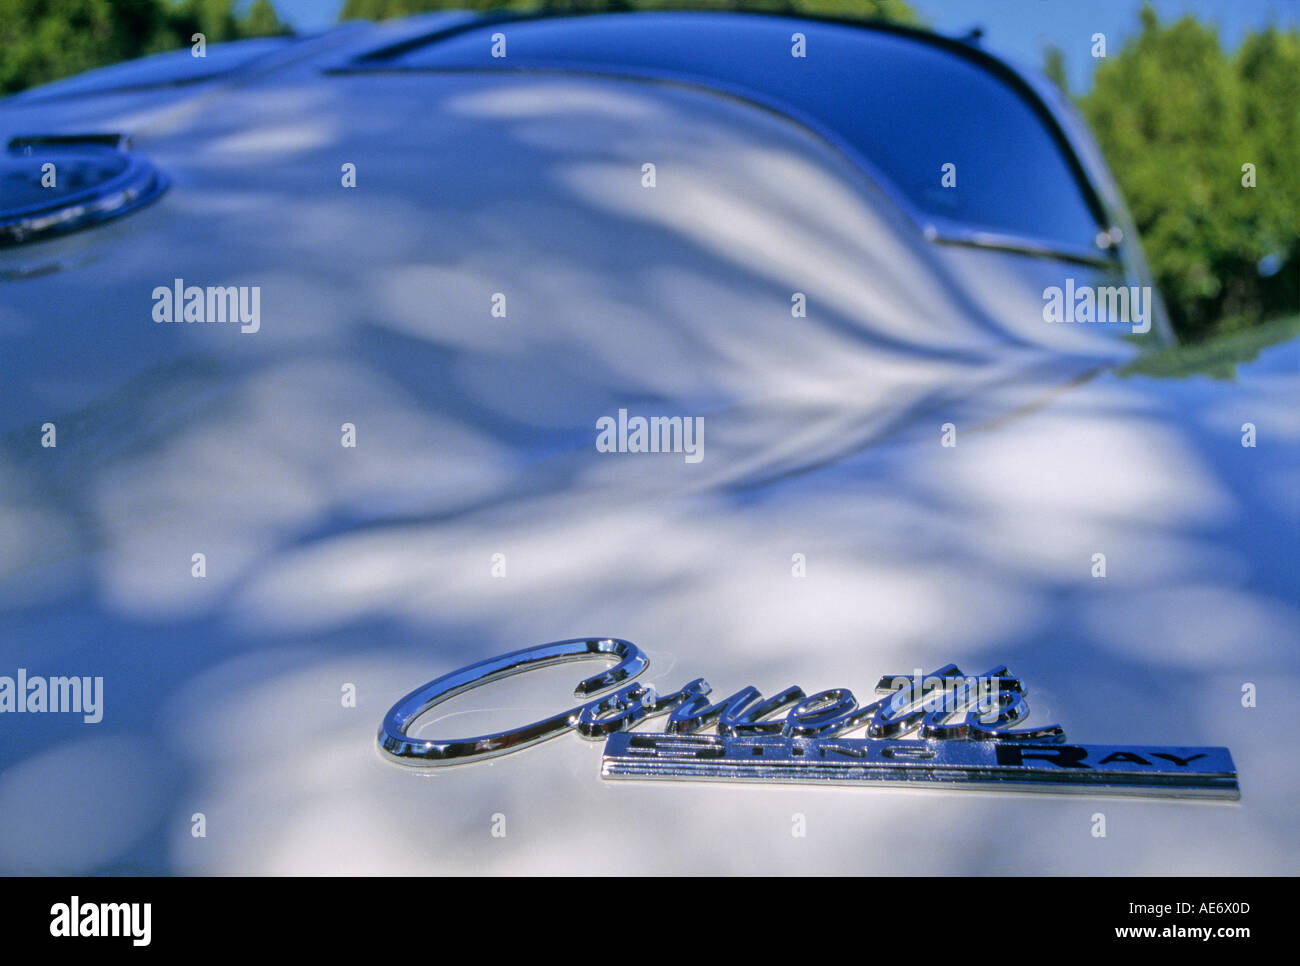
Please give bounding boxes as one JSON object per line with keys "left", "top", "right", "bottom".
{"left": 1079, "top": 6, "right": 1300, "bottom": 339}
{"left": 163, "top": 0, "right": 290, "bottom": 46}
{"left": 1234, "top": 27, "right": 1300, "bottom": 329}
{"left": 1, "top": 1, "right": 155, "bottom": 94}
{"left": 1042, "top": 42, "right": 1067, "bottom": 95}
{"left": 0, "top": 0, "right": 292, "bottom": 96}
{"left": 241, "top": 0, "right": 289, "bottom": 36}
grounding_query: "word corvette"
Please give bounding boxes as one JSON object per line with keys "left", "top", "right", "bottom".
{"left": 378, "top": 638, "right": 1239, "bottom": 800}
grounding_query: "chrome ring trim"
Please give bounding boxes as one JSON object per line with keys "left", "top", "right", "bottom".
{"left": 0, "top": 138, "right": 169, "bottom": 247}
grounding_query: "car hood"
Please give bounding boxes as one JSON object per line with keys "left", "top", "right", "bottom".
{"left": 0, "top": 25, "right": 1296, "bottom": 874}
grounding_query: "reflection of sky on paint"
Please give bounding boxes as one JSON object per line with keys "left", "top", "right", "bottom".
{"left": 274, "top": 0, "right": 1300, "bottom": 92}
{"left": 0, "top": 32, "right": 1296, "bottom": 874}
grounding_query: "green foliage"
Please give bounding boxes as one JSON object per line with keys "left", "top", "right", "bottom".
{"left": 339, "top": 0, "right": 918, "bottom": 26}
{"left": 0, "top": 0, "right": 291, "bottom": 96}
{"left": 238, "top": 0, "right": 287, "bottom": 38}
{"left": 1078, "top": 6, "right": 1300, "bottom": 341}
{"left": 1042, "top": 42, "right": 1067, "bottom": 94}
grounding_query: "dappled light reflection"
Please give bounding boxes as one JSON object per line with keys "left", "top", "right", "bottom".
{"left": 0, "top": 68, "right": 1295, "bottom": 874}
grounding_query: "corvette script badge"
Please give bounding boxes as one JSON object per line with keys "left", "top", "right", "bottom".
{"left": 378, "top": 638, "right": 1239, "bottom": 800}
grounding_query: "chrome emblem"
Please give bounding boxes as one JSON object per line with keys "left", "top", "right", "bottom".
{"left": 379, "top": 638, "right": 1238, "bottom": 800}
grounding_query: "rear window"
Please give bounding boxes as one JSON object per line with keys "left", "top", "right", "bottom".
{"left": 366, "top": 13, "right": 1108, "bottom": 255}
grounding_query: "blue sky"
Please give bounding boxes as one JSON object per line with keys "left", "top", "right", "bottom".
{"left": 270, "top": 0, "right": 1300, "bottom": 91}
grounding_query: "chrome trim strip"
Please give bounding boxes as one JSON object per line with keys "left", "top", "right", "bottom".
{"left": 602, "top": 733, "right": 1240, "bottom": 800}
